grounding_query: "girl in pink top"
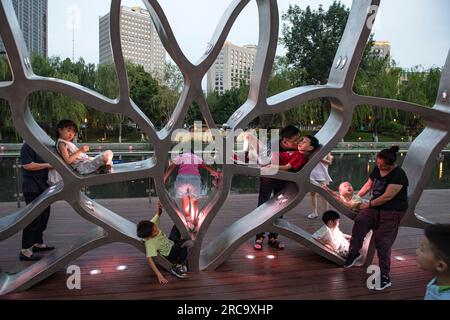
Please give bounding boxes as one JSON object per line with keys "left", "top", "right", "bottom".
{"left": 164, "top": 152, "right": 221, "bottom": 232}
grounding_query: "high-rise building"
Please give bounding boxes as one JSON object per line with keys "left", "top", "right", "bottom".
{"left": 0, "top": 0, "right": 48, "bottom": 57}
{"left": 371, "top": 41, "right": 391, "bottom": 59}
{"left": 207, "top": 41, "right": 257, "bottom": 95}
{"left": 99, "top": 6, "right": 166, "bottom": 81}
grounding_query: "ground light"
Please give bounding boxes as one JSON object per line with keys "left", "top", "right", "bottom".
{"left": 266, "top": 255, "right": 276, "bottom": 260}
{"left": 394, "top": 256, "right": 405, "bottom": 261}
{"left": 115, "top": 265, "right": 128, "bottom": 271}
{"left": 277, "top": 194, "right": 288, "bottom": 205}
{"left": 90, "top": 269, "right": 102, "bottom": 275}
{"left": 246, "top": 255, "right": 255, "bottom": 260}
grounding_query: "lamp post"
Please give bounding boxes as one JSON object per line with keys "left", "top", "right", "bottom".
{"left": 84, "top": 118, "right": 88, "bottom": 142}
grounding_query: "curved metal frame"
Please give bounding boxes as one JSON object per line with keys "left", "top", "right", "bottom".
{"left": 0, "top": 0, "right": 449, "bottom": 294}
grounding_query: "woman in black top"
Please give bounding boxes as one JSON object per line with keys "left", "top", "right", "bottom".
{"left": 344, "top": 146, "right": 409, "bottom": 290}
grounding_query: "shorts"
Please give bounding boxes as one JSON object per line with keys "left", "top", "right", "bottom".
{"left": 175, "top": 174, "right": 202, "bottom": 199}
{"left": 336, "top": 241, "right": 350, "bottom": 258}
{"left": 74, "top": 153, "right": 107, "bottom": 175}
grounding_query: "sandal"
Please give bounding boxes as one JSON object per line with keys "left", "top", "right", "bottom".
{"left": 307, "top": 213, "right": 319, "bottom": 220}
{"left": 268, "top": 238, "right": 285, "bottom": 250}
{"left": 254, "top": 238, "right": 264, "bottom": 251}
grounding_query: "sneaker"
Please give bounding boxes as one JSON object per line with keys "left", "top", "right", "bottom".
{"left": 344, "top": 253, "right": 362, "bottom": 268}
{"left": 374, "top": 274, "right": 392, "bottom": 291}
{"left": 180, "top": 265, "right": 188, "bottom": 273}
{"left": 170, "top": 265, "right": 188, "bottom": 279}
{"left": 254, "top": 238, "right": 264, "bottom": 251}
{"left": 307, "top": 213, "right": 318, "bottom": 219}
{"left": 268, "top": 238, "right": 285, "bottom": 250}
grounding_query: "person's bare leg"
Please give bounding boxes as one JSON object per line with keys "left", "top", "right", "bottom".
{"left": 103, "top": 150, "right": 113, "bottom": 166}
{"left": 192, "top": 198, "right": 200, "bottom": 229}
{"left": 308, "top": 192, "right": 319, "bottom": 219}
{"left": 182, "top": 195, "right": 192, "bottom": 226}
{"left": 321, "top": 194, "right": 329, "bottom": 212}
{"left": 243, "top": 132, "right": 265, "bottom": 164}
{"left": 182, "top": 195, "right": 190, "bottom": 217}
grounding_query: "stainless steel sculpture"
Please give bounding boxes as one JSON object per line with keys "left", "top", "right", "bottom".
{"left": 0, "top": 0, "right": 449, "bottom": 295}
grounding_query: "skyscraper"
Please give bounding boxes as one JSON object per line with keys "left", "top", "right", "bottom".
{"left": 0, "top": 0, "right": 48, "bottom": 57}
{"left": 207, "top": 41, "right": 257, "bottom": 95}
{"left": 99, "top": 6, "right": 166, "bottom": 82}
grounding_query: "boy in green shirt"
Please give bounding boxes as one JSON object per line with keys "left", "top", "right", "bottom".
{"left": 137, "top": 202, "right": 191, "bottom": 284}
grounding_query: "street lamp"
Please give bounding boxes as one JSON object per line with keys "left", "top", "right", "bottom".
{"left": 84, "top": 118, "right": 88, "bottom": 142}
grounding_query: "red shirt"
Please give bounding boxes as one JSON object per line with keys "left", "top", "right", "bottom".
{"left": 272, "top": 151, "right": 308, "bottom": 172}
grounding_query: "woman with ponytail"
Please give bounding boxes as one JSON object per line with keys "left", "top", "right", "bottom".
{"left": 344, "top": 146, "right": 409, "bottom": 291}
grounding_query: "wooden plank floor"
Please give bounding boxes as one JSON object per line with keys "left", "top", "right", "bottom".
{"left": 0, "top": 190, "right": 449, "bottom": 300}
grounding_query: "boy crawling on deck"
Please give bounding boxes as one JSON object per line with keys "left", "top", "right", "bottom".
{"left": 137, "top": 201, "right": 192, "bottom": 284}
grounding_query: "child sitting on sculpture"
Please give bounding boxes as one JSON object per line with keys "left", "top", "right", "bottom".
{"left": 312, "top": 210, "right": 351, "bottom": 258}
{"left": 322, "top": 181, "right": 365, "bottom": 211}
{"left": 416, "top": 224, "right": 450, "bottom": 300}
{"left": 137, "top": 201, "right": 192, "bottom": 284}
{"left": 56, "top": 119, "right": 114, "bottom": 175}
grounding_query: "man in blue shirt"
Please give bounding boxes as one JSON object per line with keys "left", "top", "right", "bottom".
{"left": 20, "top": 141, "right": 54, "bottom": 261}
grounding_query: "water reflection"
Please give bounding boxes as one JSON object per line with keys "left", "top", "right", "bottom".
{"left": 0, "top": 152, "right": 449, "bottom": 202}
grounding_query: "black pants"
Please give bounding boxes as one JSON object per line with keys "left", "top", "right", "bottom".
{"left": 256, "top": 177, "right": 287, "bottom": 240}
{"left": 349, "top": 208, "right": 406, "bottom": 276}
{"left": 22, "top": 192, "right": 51, "bottom": 250}
{"left": 166, "top": 226, "right": 188, "bottom": 265}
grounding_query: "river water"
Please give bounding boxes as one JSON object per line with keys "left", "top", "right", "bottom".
{"left": 0, "top": 152, "right": 448, "bottom": 202}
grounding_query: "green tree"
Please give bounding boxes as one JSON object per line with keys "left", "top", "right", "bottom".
{"left": 127, "top": 62, "right": 160, "bottom": 126}
{"left": 0, "top": 57, "right": 12, "bottom": 141}
{"left": 164, "top": 62, "right": 183, "bottom": 93}
{"left": 208, "top": 85, "right": 248, "bottom": 126}
{"left": 281, "top": 1, "right": 351, "bottom": 86}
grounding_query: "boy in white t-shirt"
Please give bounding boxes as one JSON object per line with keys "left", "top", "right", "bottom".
{"left": 312, "top": 210, "right": 351, "bottom": 258}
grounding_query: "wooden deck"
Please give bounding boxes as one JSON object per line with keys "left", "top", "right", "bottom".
{"left": 1, "top": 190, "right": 449, "bottom": 300}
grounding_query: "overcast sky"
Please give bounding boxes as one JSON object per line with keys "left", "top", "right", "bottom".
{"left": 48, "top": 0, "right": 450, "bottom": 69}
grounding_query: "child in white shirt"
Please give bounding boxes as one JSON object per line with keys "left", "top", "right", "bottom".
{"left": 312, "top": 210, "right": 351, "bottom": 258}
